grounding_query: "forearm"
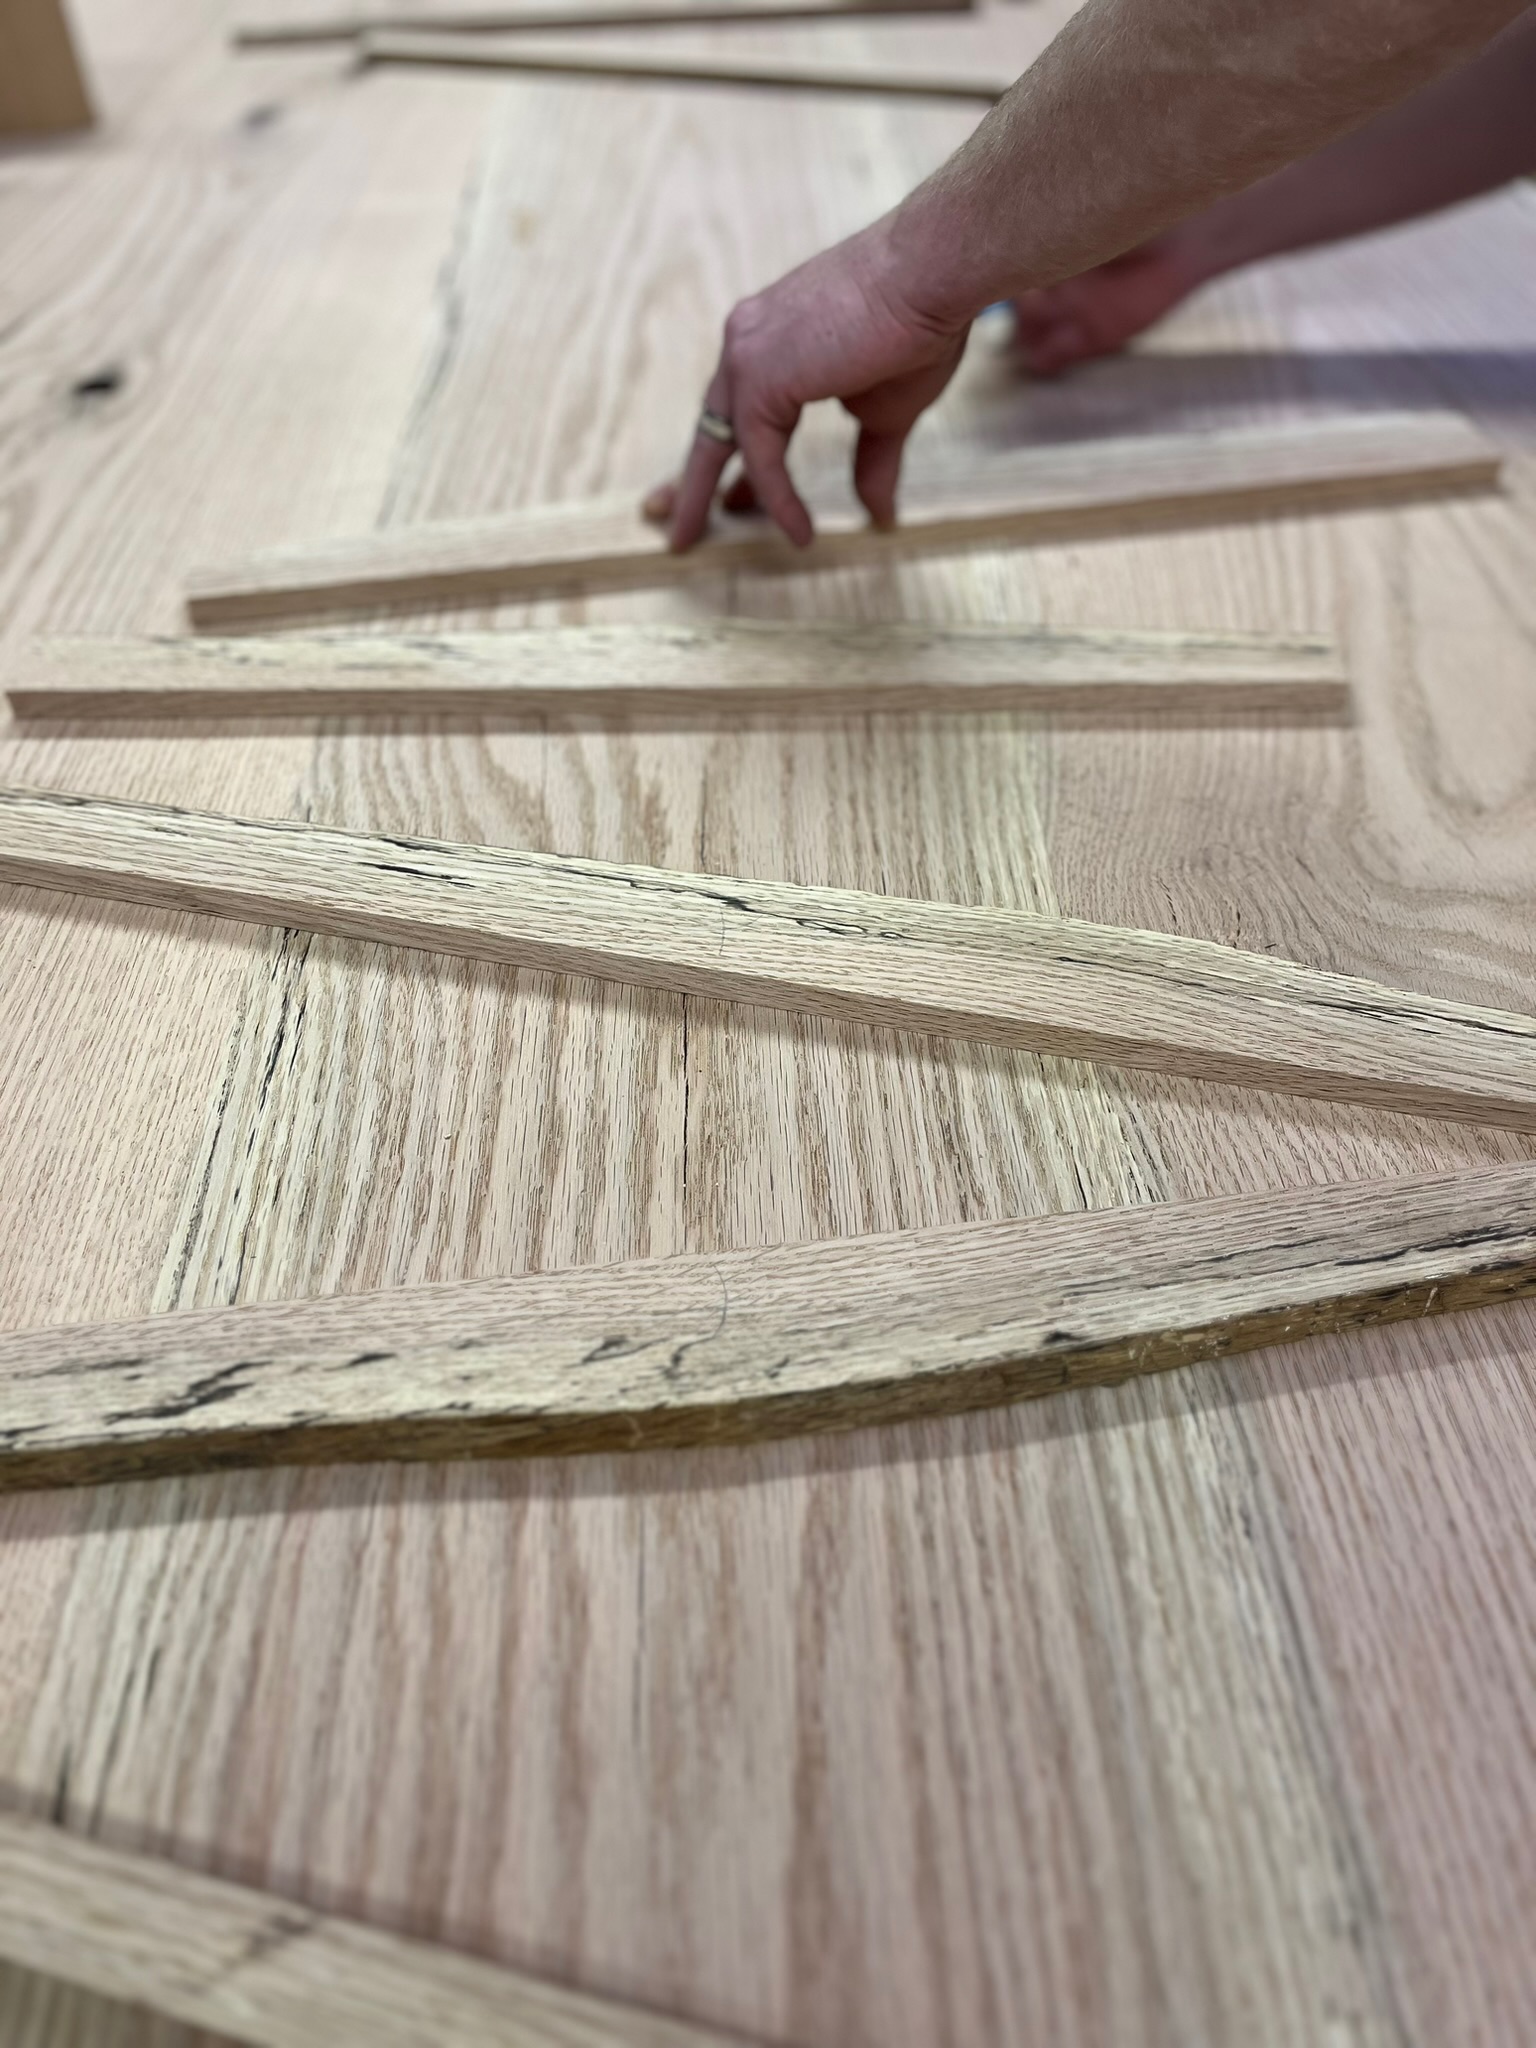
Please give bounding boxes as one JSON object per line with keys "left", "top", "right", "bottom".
{"left": 1164, "top": 8, "right": 1536, "bottom": 285}
{"left": 888, "top": 0, "right": 1532, "bottom": 324}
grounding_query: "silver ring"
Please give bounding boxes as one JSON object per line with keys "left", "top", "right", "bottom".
{"left": 697, "top": 407, "right": 736, "bottom": 447}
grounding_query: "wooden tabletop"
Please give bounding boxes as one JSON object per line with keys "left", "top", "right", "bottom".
{"left": 2, "top": 1, "right": 1534, "bottom": 2042}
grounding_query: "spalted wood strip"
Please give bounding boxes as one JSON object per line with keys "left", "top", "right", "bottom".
{"left": 360, "top": 27, "right": 1008, "bottom": 98}
{"left": 0, "top": 1810, "right": 747, "bottom": 2046}
{"left": 4, "top": 624, "right": 1350, "bottom": 720}
{"left": 235, "top": 0, "right": 969, "bottom": 48}
{"left": 4, "top": 1166, "right": 1536, "bottom": 1491}
{"left": 183, "top": 414, "right": 1502, "bottom": 628}
{"left": 2, "top": 787, "right": 1536, "bottom": 1127}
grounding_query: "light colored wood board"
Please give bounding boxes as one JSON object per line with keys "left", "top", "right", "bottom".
{"left": 360, "top": 27, "right": 1007, "bottom": 98}
{"left": 1070, "top": 210, "right": 1536, "bottom": 2046}
{"left": 182, "top": 413, "right": 1502, "bottom": 627}
{"left": 0, "top": 20, "right": 495, "bottom": 1331}
{"left": 0, "top": 1960, "right": 230, "bottom": 2048}
{"left": 236, "top": 0, "right": 970, "bottom": 47}
{"left": 4, "top": 785, "right": 1536, "bottom": 1129}
{"left": 5, "top": 1163, "right": 1536, "bottom": 1490}
{"left": 1232, "top": 1306, "right": 1536, "bottom": 2048}
{"left": 0, "top": 0, "right": 93, "bottom": 135}
{"left": 0, "top": 57, "right": 492, "bottom": 648}
{"left": 0, "top": 1810, "right": 748, "bottom": 2047}
{"left": 1, "top": 8, "right": 1534, "bottom": 2048}
{"left": 0, "top": 10, "right": 1320, "bottom": 2048}
{"left": 5, "top": 624, "right": 1349, "bottom": 720}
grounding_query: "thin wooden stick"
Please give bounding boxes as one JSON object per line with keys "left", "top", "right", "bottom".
{"left": 4, "top": 624, "right": 1350, "bottom": 720}
{"left": 359, "top": 27, "right": 1008, "bottom": 97}
{"left": 235, "top": 0, "right": 970, "bottom": 47}
{"left": 183, "top": 414, "right": 1501, "bottom": 629}
{"left": 0, "top": 1809, "right": 747, "bottom": 2045}
{"left": 2, "top": 786, "right": 1535, "bottom": 1128}
{"left": 3, "top": 1165, "right": 1536, "bottom": 1492}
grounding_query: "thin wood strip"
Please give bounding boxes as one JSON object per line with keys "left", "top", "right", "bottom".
{"left": 183, "top": 413, "right": 1502, "bottom": 628}
{"left": 4, "top": 1165, "right": 1536, "bottom": 1491}
{"left": 0, "top": 1810, "right": 748, "bottom": 2045}
{"left": 1, "top": 786, "right": 1535, "bottom": 1128}
{"left": 359, "top": 27, "right": 1008, "bottom": 97}
{"left": 3, "top": 624, "right": 1350, "bottom": 720}
{"left": 235, "top": 0, "right": 969, "bottom": 47}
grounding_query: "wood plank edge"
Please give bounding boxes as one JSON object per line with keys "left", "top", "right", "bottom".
{"left": 357, "top": 34, "right": 1010, "bottom": 99}
{"left": 0, "top": 1811, "right": 749, "bottom": 2047}
{"left": 180, "top": 458, "right": 1502, "bottom": 630}
{"left": 231, "top": 0, "right": 971, "bottom": 43}
{"left": 2, "top": 679, "right": 1353, "bottom": 721}
{"left": 3, "top": 1221, "right": 1534, "bottom": 1494}
{"left": 0, "top": 788, "right": 1533, "bottom": 1129}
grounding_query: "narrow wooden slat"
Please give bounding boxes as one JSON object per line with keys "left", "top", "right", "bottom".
{"left": 3, "top": 624, "right": 1350, "bottom": 720}
{"left": 1, "top": 786, "right": 1535, "bottom": 1128}
{"left": 235, "top": 0, "right": 970, "bottom": 47}
{"left": 359, "top": 27, "right": 1008, "bottom": 98}
{"left": 183, "top": 414, "right": 1502, "bottom": 628}
{"left": 4, "top": 1165, "right": 1536, "bottom": 1491}
{"left": 0, "top": 1810, "right": 746, "bottom": 2046}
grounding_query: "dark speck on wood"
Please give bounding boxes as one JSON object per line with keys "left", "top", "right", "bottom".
{"left": 71, "top": 367, "right": 124, "bottom": 400}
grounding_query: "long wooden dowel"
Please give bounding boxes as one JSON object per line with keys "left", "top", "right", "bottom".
{"left": 0, "top": 1810, "right": 746, "bottom": 2046}
{"left": 235, "top": 0, "right": 969, "bottom": 47}
{"left": 360, "top": 27, "right": 1009, "bottom": 98}
{"left": 4, "top": 624, "right": 1349, "bottom": 720}
{"left": 183, "top": 414, "right": 1500, "bottom": 629}
{"left": 2, "top": 786, "right": 1535, "bottom": 1128}
{"left": 4, "top": 1165, "right": 1536, "bottom": 1491}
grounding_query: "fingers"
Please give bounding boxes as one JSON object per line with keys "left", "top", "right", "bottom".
{"left": 852, "top": 424, "right": 908, "bottom": 530}
{"left": 668, "top": 426, "right": 736, "bottom": 552}
{"left": 642, "top": 479, "right": 677, "bottom": 525}
{"left": 1017, "top": 315, "right": 1089, "bottom": 377}
{"left": 735, "top": 413, "right": 812, "bottom": 548}
{"left": 1012, "top": 285, "right": 1090, "bottom": 375}
{"left": 643, "top": 482, "right": 675, "bottom": 524}
{"left": 642, "top": 468, "right": 757, "bottom": 530}
{"left": 662, "top": 295, "right": 814, "bottom": 551}
{"left": 1011, "top": 289, "right": 1061, "bottom": 345}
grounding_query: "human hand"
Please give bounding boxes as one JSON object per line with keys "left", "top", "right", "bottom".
{"left": 643, "top": 216, "right": 970, "bottom": 552}
{"left": 1013, "top": 232, "right": 1206, "bottom": 376}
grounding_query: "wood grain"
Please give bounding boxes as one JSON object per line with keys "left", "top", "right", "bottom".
{"left": 359, "top": 27, "right": 1008, "bottom": 98}
{"left": 4, "top": 3, "right": 1536, "bottom": 2047}
{"left": 4, "top": 624, "right": 1349, "bottom": 720}
{"left": 0, "top": 1809, "right": 746, "bottom": 2046}
{"left": 4, "top": 1163, "right": 1536, "bottom": 1491}
{"left": 0, "top": 0, "right": 93, "bottom": 134}
{"left": 183, "top": 412, "right": 1502, "bottom": 628}
{"left": 5, "top": 786, "right": 1536, "bottom": 1128}
{"left": 235, "top": 0, "right": 970, "bottom": 46}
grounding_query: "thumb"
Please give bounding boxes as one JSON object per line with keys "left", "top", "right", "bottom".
{"left": 853, "top": 424, "right": 910, "bottom": 531}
